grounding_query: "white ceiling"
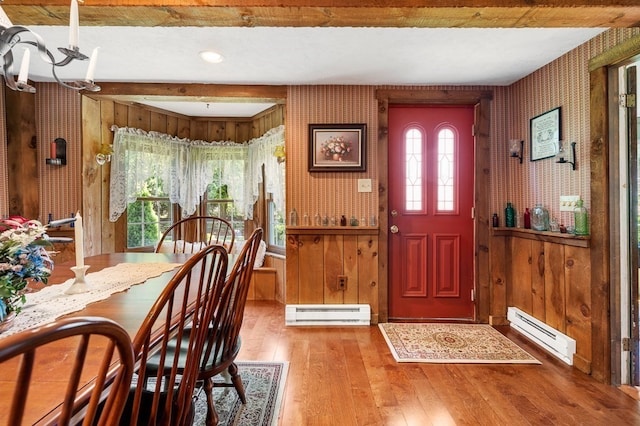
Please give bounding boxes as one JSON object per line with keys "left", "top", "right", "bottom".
{"left": 17, "top": 26, "right": 606, "bottom": 117}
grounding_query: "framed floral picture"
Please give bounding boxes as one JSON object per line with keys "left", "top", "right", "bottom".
{"left": 308, "top": 123, "right": 367, "bottom": 172}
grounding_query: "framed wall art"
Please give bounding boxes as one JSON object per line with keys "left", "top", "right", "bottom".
{"left": 530, "top": 107, "right": 561, "bottom": 161}
{"left": 308, "top": 123, "right": 366, "bottom": 172}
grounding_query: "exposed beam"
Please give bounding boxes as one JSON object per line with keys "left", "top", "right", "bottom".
{"left": 82, "top": 83, "right": 288, "bottom": 115}
{"left": 90, "top": 83, "right": 287, "bottom": 100}
{"left": 2, "top": 1, "right": 640, "bottom": 28}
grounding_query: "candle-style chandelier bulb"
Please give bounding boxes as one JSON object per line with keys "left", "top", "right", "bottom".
{"left": 0, "top": 1, "right": 101, "bottom": 93}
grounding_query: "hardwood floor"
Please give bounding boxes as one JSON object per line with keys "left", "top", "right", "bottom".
{"left": 237, "top": 301, "right": 640, "bottom": 425}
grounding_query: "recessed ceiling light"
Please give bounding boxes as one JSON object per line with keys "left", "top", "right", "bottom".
{"left": 199, "top": 50, "right": 224, "bottom": 64}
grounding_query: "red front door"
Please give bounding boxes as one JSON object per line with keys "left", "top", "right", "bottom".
{"left": 388, "top": 105, "right": 475, "bottom": 320}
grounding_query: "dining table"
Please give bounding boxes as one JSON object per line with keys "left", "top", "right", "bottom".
{"left": 0, "top": 252, "right": 200, "bottom": 425}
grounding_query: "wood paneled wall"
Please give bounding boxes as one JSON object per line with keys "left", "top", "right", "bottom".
{"left": 492, "top": 231, "right": 592, "bottom": 374}
{"left": 286, "top": 227, "right": 379, "bottom": 322}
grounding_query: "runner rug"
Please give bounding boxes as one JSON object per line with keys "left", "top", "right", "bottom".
{"left": 378, "top": 323, "right": 540, "bottom": 364}
{"left": 193, "top": 361, "right": 289, "bottom": 426}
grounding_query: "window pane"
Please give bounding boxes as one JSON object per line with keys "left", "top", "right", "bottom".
{"left": 437, "top": 128, "right": 455, "bottom": 212}
{"left": 127, "top": 198, "right": 172, "bottom": 248}
{"left": 268, "top": 201, "right": 285, "bottom": 247}
{"left": 203, "top": 198, "right": 244, "bottom": 241}
{"left": 405, "top": 128, "right": 423, "bottom": 211}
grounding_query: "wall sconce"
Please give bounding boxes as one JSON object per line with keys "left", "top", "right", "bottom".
{"left": 509, "top": 139, "right": 523, "bottom": 164}
{"left": 273, "top": 145, "right": 286, "bottom": 163}
{"left": 556, "top": 141, "right": 576, "bottom": 170}
{"left": 95, "top": 144, "right": 113, "bottom": 165}
{"left": 46, "top": 137, "right": 67, "bottom": 166}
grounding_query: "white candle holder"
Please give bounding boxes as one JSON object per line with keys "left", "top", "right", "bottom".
{"left": 65, "top": 265, "right": 91, "bottom": 295}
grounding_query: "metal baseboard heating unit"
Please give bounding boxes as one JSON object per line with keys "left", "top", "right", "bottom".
{"left": 286, "top": 304, "right": 370, "bottom": 326}
{"left": 507, "top": 306, "right": 576, "bottom": 365}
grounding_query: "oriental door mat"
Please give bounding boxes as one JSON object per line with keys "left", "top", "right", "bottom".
{"left": 378, "top": 323, "right": 541, "bottom": 364}
{"left": 193, "top": 361, "right": 289, "bottom": 426}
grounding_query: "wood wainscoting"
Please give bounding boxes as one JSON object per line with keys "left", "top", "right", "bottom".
{"left": 285, "top": 227, "right": 379, "bottom": 323}
{"left": 491, "top": 228, "right": 592, "bottom": 374}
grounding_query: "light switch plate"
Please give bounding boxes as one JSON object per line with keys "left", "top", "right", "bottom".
{"left": 559, "top": 195, "right": 580, "bottom": 211}
{"left": 357, "top": 179, "right": 372, "bottom": 193}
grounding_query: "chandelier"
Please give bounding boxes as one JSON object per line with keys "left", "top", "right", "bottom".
{"left": 0, "top": 0, "right": 100, "bottom": 93}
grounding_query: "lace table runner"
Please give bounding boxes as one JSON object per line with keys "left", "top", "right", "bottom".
{"left": 2, "top": 262, "right": 182, "bottom": 338}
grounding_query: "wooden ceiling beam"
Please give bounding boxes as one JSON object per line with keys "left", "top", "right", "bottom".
{"left": 90, "top": 83, "right": 287, "bottom": 100}
{"left": 2, "top": 1, "right": 639, "bottom": 28}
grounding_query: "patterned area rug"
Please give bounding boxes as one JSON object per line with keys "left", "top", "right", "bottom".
{"left": 378, "top": 323, "right": 540, "bottom": 364}
{"left": 193, "top": 361, "right": 289, "bottom": 426}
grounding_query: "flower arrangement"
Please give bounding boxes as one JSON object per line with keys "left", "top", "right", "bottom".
{"left": 0, "top": 216, "right": 53, "bottom": 321}
{"left": 320, "top": 136, "right": 352, "bottom": 161}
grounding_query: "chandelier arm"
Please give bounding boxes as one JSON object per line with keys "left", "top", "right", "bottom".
{"left": 0, "top": 9, "right": 99, "bottom": 93}
{"left": 0, "top": 48, "right": 18, "bottom": 90}
{"left": 0, "top": 28, "right": 36, "bottom": 92}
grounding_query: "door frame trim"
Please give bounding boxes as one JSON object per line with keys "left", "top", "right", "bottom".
{"left": 589, "top": 34, "right": 640, "bottom": 384}
{"left": 375, "top": 89, "right": 493, "bottom": 323}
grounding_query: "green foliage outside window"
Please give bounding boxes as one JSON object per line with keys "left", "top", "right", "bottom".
{"left": 127, "top": 177, "right": 170, "bottom": 249}
{"left": 269, "top": 202, "right": 285, "bottom": 247}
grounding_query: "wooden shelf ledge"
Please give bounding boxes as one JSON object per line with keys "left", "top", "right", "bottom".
{"left": 286, "top": 226, "right": 379, "bottom": 236}
{"left": 492, "top": 227, "right": 590, "bottom": 248}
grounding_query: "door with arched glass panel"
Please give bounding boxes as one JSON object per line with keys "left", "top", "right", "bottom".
{"left": 388, "top": 105, "right": 475, "bottom": 320}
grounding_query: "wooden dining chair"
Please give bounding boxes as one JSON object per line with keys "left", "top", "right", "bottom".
{"left": 154, "top": 216, "right": 235, "bottom": 254}
{"left": 0, "top": 316, "right": 135, "bottom": 426}
{"left": 120, "top": 244, "right": 229, "bottom": 426}
{"left": 147, "top": 228, "right": 264, "bottom": 426}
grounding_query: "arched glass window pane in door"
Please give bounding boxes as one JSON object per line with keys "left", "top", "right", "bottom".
{"left": 405, "top": 128, "right": 423, "bottom": 212}
{"left": 437, "top": 128, "right": 456, "bottom": 212}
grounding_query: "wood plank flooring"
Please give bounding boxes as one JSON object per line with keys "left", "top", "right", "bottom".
{"left": 237, "top": 301, "right": 640, "bottom": 425}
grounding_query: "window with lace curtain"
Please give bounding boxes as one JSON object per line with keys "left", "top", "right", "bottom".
{"left": 110, "top": 125, "right": 285, "bottom": 250}
{"left": 126, "top": 174, "right": 247, "bottom": 250}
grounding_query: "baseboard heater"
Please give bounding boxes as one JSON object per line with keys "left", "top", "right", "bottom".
{"left": 507, "top": 307, "right": 576, "bottom": 365}
{"left": 285, "top": 304, "right": 371, "bottom": 326}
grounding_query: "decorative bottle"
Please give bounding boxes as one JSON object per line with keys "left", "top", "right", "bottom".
{"left": 505, "top": 203, "right": 516, "bottom": 228}
{"left": 531, "top": 203, "right": 549, "bottom": 231}
{"left": 574, "top": 199, "right": 589, "bottom": 235}
{"left": 523, "top": 208, "right": 531, "bottom": 229}
{"left": 289, "top": 208, "right": 298, "bottom": 226}
{"left": 492, "top": 213, "right": 499, "bottom": 227}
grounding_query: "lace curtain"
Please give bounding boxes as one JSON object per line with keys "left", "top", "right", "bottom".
{"left": 246, "top": 125, "right": 286, "bottom": 217}
{"left": 109, "top": 125, "right": 285, "bottom": 222}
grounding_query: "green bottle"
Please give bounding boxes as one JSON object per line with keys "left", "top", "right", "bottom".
{"left": 574, "top": 199, "right": 589, "bottom": 235}
{"left": 505, "top": 202, "right": 516, "bottom": 228}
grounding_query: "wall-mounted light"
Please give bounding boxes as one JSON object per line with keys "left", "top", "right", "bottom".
{"left": 509, "top": 139, "right": 523, "bottom": 164}
{"left": 273, "top": 145, "right": 286, "bottom": 163}
{"left": 95, "top": 144, "right": 113, "bottom": 165}
{"left": 556, "top": 141, "right": 576, "bottom": 170}
{"left": 46, "top": 138, "right": 67, "bottom": 166}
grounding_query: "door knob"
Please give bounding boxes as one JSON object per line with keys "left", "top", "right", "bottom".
{"left": 390, "top": 225, "right": 399, "bottom": 234}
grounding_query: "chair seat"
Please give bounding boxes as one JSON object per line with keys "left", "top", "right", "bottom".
{"left": 146, "top": 329, "right": 242, "bottom": 375}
